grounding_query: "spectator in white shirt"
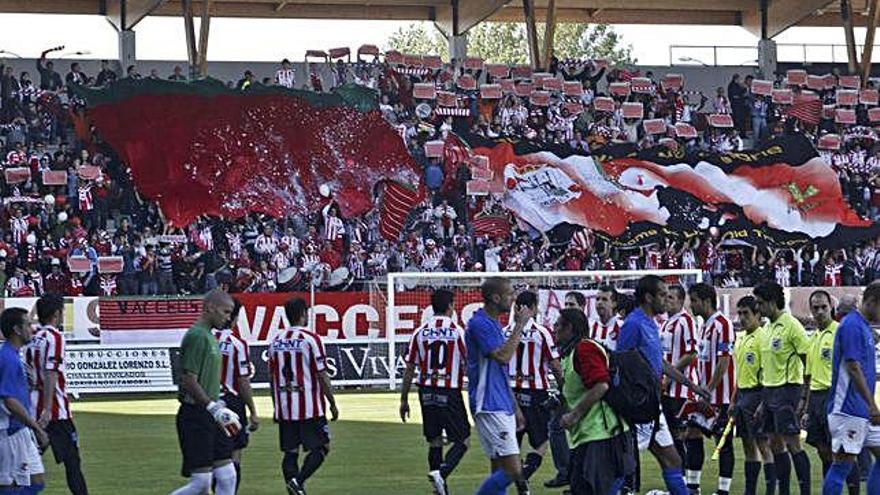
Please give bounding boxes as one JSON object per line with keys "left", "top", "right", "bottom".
{"left": 274, "top": 58, "right": 296, "bottom": 89}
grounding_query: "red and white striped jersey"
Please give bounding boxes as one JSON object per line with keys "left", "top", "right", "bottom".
{"left": 78, "top": 184, "right": 94, "bottom": 211}
{"left": 213, "top": 329, "right": 252, "bottom": 397}
{"left": 24, "top": 325, "right": 71, "bottom": 421}
{"left": 11, "top": 216, "right": 27, "bottom": 245}
{"left": 404, "top": 316, "right": 467, "bottom": 389}
{"left": 324, "top": 216, "right": 344, "bottom": 242}
{"left": 645, "top": 248, "right": 661, "bottom": 270}
{"left": 275, "top": 68, "right": 296, "bottom": 88}
{"left": 698, "top": 311, "right": 736, "bottom": 405}
{"left": 824, "top": 262, "right": 843, "bottom": 287}
{"left": 254, "top": 235, "right": 277, "bottom": 255}
{"left": 589, "top": 316, "right": 621, "bottom": 351}
{"left": 660, "top": 310, "right": 699, "bottom": 399}
{"left": 268, "top": 326, "right": 328, "bottom": 421}
{"left": 774, "top": 261, "right": 792, "bottom": 287}
{"left": 503, "top": 319, "right": 560, "bottom": 390}
{"left": 420, "top": 249, "right": 442, "bottom": 271}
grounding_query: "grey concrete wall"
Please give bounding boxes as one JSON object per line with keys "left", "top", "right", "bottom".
{"left": 8, "top": 57, "right": 758, "bottom": 97}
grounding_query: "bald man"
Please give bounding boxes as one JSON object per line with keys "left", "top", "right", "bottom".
{"left": 171, "top": 290, "right": 242, "bottom": 495}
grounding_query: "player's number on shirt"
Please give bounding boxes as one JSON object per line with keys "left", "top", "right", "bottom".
{"left": 428, "top": 341, "right": 449, "bottom": 371}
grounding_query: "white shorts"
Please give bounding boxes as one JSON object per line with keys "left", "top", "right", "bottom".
{"left": 0, "top": 428, "right": 44, "bottom": 487}
{"left": 475, "top": 411, "right": 520, "bottom": 460}
{"left": 828, "top": 412, "right": 880, "bottom": 455}
{"left": 636, "top": 404, "right": 675, "bottom": 452}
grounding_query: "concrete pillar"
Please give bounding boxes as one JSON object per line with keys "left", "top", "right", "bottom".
{"left": 758, "top": 38, "right": 777, "bottom": 80}
{"left": 449, "top": 34, "right": 468, "bottom": 63}
{"left": 119, "top": 29, "right": 136, "bottom": 74}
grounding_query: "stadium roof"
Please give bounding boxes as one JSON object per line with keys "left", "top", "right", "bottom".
{"left": 0, "top": 0, "right": 870, "bottom": 38}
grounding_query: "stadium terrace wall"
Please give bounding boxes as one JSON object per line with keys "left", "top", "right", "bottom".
{"left": 12, "top": 58, "right": 754, "bottom": 101}
{"left": 0, "top": 287, "right": 871, "bottom": 393}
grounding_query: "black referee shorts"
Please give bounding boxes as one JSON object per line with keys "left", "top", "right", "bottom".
{"left": 222, "top": 393, "right": 250, "bottom": 451}
{"left": 734, "top": 388, "right": 766, "bottom": 440}
{"left": 176, "top": 403, "right": 234, "bottom": 476}
{"left": 419, "top": 386, "right": 470, "bottom": 443}
{"left": 805, "top": 389, "right": 831, "bottom": 448}
{"left": 279, "top": 417, "right": 331, "bottom": 453}
{"left": 46, "top": 419, "right": 81, "bottom": 464}
{"left": 762, "top": 385, "right": 802, "bottom": 436}
{"left": 514, "top": 389, "right": 551, "bottom": 450}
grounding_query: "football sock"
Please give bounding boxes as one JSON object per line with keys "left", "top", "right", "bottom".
{"left": 775, "top": 452, "right": 792, "bottom": 495}
{"left": 282, "top": 452, "right": 299, "bottom": 485}
{"left": 685, "top": 438, "right": 704, "bottom": 491}
{"left": 522, "top": 453, "right": 543, "bottom": 480}
{"left": 212, "top": 463, "right": 237, "bottom": 495}
{"left": 234, "top": 461, "right": 241, "bottom": 492}
{"left": 717, "top": 439, "right": 735, "bottom": 495}
{"left": 440, "top": 441, "right": 468, "bottom": 478}
{"left": 475, "top": 469, "right": 512, "bottom": 495}
{"left": 299, "top": 448, "right": 326, "bottom": 482}
{"left": 19, "top": 483, "right": 44, "bottom": 495}
{"left": 822, "top": 461, "right": 853, "bottom": 495}
{"left": 63, "top": 453, "right": 88, "bottom": 495}
{"left": 428, "top": 446, "right": 442, "bottom": 471}
{"left": 745, "top": 460, "right": 761, "bottom": 495}
{"left": 663, "top": 467, "right": 689, "bottom": 495}
{"left": 791, "top": 451, "right": 811, "bottom": 495}
{"left": 866, "top": 460, "right": 880, "bottom": 495}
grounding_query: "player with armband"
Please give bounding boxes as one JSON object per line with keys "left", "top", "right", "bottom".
{"left": 399, "top": 289, "right": 469, "bottom": 495}
{"left": 170, "top": 289, "right": 241, "bottom": 495}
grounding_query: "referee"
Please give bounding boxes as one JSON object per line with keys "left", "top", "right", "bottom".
{"left": 170, "top": 290, "right": 242, "bottom": 495}
{"left": 753, "top": 282, "right": 811, "bottom": 495}
{"left": 803, "top": 290, "right": 837, "bottom": 475}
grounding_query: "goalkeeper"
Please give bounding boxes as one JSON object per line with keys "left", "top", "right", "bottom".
{"left": 171, "top": 289, "right": 242, "bottom": 495}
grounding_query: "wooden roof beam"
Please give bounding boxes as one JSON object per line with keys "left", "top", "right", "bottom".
{"left": 742, "top": 0, "right": 835, "bottom": 38}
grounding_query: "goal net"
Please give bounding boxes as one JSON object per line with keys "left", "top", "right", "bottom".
{"left": 380, "top": 269, "right": 702, "bottom": 389}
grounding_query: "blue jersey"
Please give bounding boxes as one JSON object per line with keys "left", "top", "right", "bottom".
{"left": 0, "top": 342, "right": 31, "bottom": 434}
{"left": 828, "top": 310, "right": 877, "bottom": 419}
{"left": 466, "top": 309, "right": 515, "bottom": 415}
{"left": 618, "top": 308, "right": 663, "bottom": 377}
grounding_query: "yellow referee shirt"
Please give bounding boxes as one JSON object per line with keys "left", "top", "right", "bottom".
{"left": 759, "top": 312, "right": 810, "bottom": 387}
{"left": 805, "top": 320, "right": 838, "bottom": 391}
{"left": 734, "top": 328, "right": 763, "bottom": 389}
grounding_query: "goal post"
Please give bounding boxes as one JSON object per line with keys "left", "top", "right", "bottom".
{"left": 384, "top": 269, "right": 703, "bottom": 390}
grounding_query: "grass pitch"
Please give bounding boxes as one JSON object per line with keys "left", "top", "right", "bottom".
{"left": 41, "top": 392, "right": 826, "bottom": 494}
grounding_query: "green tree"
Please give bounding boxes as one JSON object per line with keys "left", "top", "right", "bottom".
{"left": 550, "top": 23, "right": 634, "bottom": 64}
{"left": 385, "top": 22, "right": 633, "bottom": 66}
{"left": 386, "top": 23, "right": 448, "bottom": 59}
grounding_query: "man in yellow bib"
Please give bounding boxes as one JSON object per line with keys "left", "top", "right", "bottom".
{"left": 753, "top": 282, "right": 811, "bottom": 495}
{"left": 730, "top": 296, "right": 775, "bottom": 495}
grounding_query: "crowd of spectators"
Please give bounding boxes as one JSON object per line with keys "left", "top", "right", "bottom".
{"left": 2, "top": 45, "right": 880, "bottom": 298}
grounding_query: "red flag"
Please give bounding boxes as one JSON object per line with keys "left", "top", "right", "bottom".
{"left": 379, "top": 181, "right": 423, "bottom": 241}
{"left": 472, "top": 215, "right": 511, "bottom": 238}
{"left": 784, "top": 100, "right": 822, "bottom": 125}
{"left": 442, "top": 133, "right": 471, "bottom": 193}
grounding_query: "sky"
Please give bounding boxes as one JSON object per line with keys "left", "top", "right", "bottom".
{"left": 0, "top": 13, "right": 874, "bottom": 67}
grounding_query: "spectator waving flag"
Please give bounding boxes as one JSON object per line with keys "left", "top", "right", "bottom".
{"left": 442, "top": 132, "right": 471, "bottom": 193}
{"left": 379, "top": 181, "right": 423, "bottom": 241}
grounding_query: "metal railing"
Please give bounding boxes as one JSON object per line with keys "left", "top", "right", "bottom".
{"left": 670, "top": 43, "right": 880, "bottom": 66}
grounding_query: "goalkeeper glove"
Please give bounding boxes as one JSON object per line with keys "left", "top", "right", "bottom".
{"left": 207, "top": 400, "right": 241, "bottom": 437}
